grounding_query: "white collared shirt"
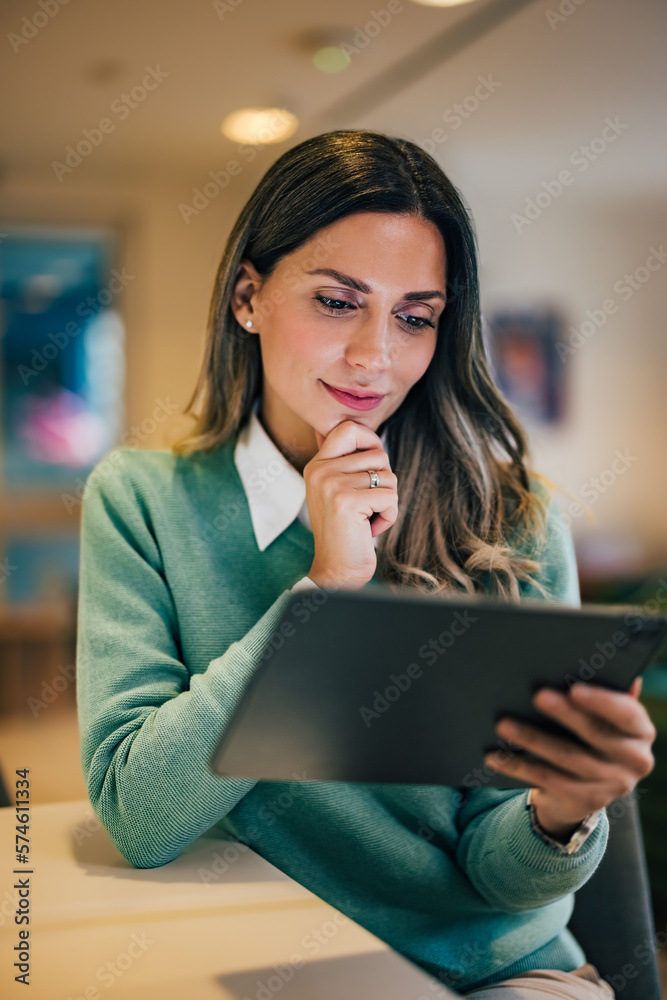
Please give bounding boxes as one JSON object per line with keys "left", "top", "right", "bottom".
{"left": 234, "top": 397, "right": 385, "bottom": 594}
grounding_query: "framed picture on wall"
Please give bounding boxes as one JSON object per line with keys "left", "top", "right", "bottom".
{"left": 483, "top": 307, "right": 566, "bottom": 424}
{"left": 0, "top": 222, "right": 125, "bottom": 605}
{"left": 0, "top": 222, "right": 124, "bottom": 487}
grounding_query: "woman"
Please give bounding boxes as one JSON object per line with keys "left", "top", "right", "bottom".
{"left": 76, "top": 129, "right": 656, "bottom": 998}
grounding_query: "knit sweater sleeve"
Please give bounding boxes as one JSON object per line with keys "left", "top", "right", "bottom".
{"left": 454, "top": 486, "right": 610, "bottom": 912}
{"left": 76, "top": 450, "right": 297, "bottom": 869}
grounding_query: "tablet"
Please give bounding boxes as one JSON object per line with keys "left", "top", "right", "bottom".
{"left": 210, "top": 588, "right": 667, "bottom": 790}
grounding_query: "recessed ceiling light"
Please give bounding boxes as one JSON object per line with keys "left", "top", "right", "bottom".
{"left": 313, "top": 46, "right": 351, "bottom": 74}
{"left": 221, "top": 107, "right": 298, "bottom": 144}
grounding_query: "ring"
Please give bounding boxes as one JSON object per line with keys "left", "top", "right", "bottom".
{"left": 367, "top": 470, "right": 380, "bottom": 488}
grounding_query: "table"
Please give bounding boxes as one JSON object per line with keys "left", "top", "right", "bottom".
{"left": 0, "top": 800, "right": 458, "bottom": 999}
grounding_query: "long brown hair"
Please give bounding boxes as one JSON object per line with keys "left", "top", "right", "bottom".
{"left": 172, "top": 129, "right": 553, "bottom": 601}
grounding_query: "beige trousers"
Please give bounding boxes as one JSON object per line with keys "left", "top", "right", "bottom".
{"left": 461, "top": 963, "right": 615, "bottom": 999}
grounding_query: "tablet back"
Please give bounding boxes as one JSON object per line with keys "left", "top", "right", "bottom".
{"left": 210, "top": 588, "right": 667, "bottom": 789}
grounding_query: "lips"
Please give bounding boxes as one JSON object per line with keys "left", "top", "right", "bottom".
{"left": 321, "top": 381, "right": 386, "bottom": 411}
{"left": 326, "top": 383, "right": 384, "bottom": 399}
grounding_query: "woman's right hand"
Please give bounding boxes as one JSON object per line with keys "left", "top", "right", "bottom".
{"left": 303, "top": 419, "right": 399, "bottom": 591}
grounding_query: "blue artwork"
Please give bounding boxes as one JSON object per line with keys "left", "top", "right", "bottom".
{"left": 0, "top": 226, "right": 124, "bottom": 486}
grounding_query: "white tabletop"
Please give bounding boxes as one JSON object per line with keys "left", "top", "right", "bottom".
{"left": 0, "top": 799, "right": 460, "bottom": 999}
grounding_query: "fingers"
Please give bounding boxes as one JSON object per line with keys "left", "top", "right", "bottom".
{"left": 363, "top": 489, "right": 399, "bottom": 536}
{"left": 312, "top": 419, "right": 384, "bottom": 460}
{"left": 351, "top": 469, "right": 395, "bottom": 491}
{"left": 494, "top": 716, "right": 630, "bottom": 783}
{"left": 516, "top": 688, "right": 657, "bottom": 779}
{"left": 486, "top": 740, "right": 642, "bottom": 807}
{"left": 485, "top": 748, "right": 610, "bottom": 802}
{"left": 307, "top": 449, "right": 395, "bottom": 493}
{"left": 329, "top": 446, "right": 394, "bottom": 475}
{"left": 369, "top": 508, "right": 398, "bottom": 537}
{"left": 536, "top": 685, "right": 657, "bottom": 742}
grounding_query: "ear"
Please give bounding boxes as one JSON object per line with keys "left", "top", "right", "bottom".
{"left": 230, "top": 258, "right": 263, "bottom": 328}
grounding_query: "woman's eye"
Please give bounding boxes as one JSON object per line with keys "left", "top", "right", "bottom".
{"left": 313, "top": 295, "right": 435, "bottom": 333}
{"left": 397, "top": 313, "right": 435, "bottom": 331}
{"left": 314, "top": 294, "right": 352, "bottom": 312}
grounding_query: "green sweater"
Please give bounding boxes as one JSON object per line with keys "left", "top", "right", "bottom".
{"left": 76, "top": 440, "right": 609, "bottom": 994}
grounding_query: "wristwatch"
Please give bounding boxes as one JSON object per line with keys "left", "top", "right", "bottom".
{"left": 525, "top": 788, "right": 602, "bottom": 855}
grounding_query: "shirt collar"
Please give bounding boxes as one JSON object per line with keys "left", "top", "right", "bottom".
{"left": 234, "top": 396, "right": 388, "bottom": 552}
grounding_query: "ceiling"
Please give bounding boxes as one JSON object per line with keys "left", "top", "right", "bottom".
{"left": 0, "top": 0, "right": 664, "bottom": 202}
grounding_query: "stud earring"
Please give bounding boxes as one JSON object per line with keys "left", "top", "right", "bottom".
{"left": 245, "top": 320, "right": 252, "bottom": 329}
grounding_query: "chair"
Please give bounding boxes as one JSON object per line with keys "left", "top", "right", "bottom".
{"left": 565, "top": 791, "right": 661, "bottom": 1000}
{"left": 445, "top": 792, "right": 661, "bottom": 999}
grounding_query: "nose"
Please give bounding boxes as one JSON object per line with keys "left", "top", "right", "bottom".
{"left": 343, "top": 313, "right": 393, "bottom": 372}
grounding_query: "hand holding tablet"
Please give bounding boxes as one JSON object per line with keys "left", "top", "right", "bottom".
{"left": 486, "top": 673, "right": 657, "bottom": 835}
{"left": 210, "top": 587, "right": 667, "bottom": 792}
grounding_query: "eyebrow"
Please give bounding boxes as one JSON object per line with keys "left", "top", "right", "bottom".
{"left": 305, "top": 268, "right": 446, "bottom": 304}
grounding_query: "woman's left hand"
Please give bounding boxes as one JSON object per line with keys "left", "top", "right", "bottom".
{"left": 485, "top": 676, "right": 657, "bottom": 837}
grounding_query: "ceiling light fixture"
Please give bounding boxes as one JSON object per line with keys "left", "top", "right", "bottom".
{"left": 221, "top": 108, "right": 298, "bottom": 145}
{"left": 313, "top": 46, "right": 351, "bottom": 74}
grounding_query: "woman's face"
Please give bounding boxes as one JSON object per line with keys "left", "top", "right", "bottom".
{"left": 231, "top": 211, "right": 447, "bottom": 471}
